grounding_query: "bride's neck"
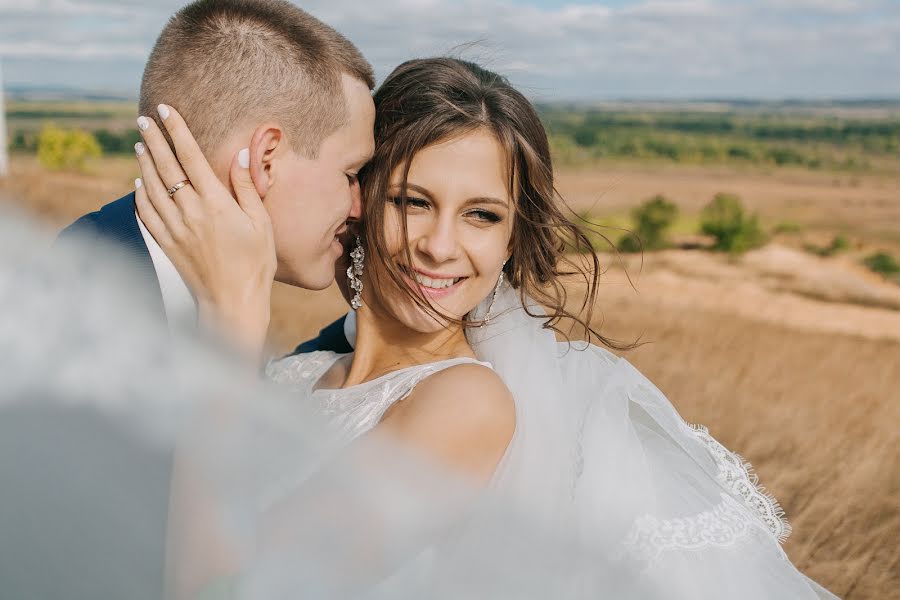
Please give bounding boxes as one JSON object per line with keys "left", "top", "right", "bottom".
{"left": 342, "top": 306, "right": 475, "bottom": 388}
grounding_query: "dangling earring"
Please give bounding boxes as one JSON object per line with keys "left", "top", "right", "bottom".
{"left": 480, "top": 263, "right": 506, "bottom": 327}
{"left": 347, "top": 235, "right": 365, "bottom": 310}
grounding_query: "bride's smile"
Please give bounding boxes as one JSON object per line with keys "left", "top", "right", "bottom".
{"left": 399, "top": 265, "right": 467, "bottom": 297}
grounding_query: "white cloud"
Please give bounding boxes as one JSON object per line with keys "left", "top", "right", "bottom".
{"left": 0, "top": 0, "right": 898, "bottom": 98}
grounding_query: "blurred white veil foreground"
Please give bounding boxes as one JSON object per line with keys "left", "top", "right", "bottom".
{"left": 0, "top": 207, "right": 837, "bottom": 599}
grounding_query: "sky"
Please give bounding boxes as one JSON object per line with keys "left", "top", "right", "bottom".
{"left": 0, "top": 0, "right": 898, "bottom": 100}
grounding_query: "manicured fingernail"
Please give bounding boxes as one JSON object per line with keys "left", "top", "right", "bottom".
{"left": 135, "top": 178, "right": 143, "bottom": 189}
{"left": 135, "top": 142, "right": 145, "bottom": 156}
{"left": 157, "top": 104, "right": 170, "bottom": 120}
{"left": 238, "top": 148, "right": 250, "bottom": 168}
{"left": 137, "top": 116, "right": 150, "bottom": 131}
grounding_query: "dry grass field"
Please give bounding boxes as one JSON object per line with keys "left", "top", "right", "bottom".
{"left": 2, "top": 155, "right": 898, "bottom": 598}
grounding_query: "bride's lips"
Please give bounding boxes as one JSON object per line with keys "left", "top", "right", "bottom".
{"left": 399, "top": 266, "right": 468, "bottom": 300}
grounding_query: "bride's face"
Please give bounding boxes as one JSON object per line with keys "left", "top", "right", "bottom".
{"left": 372, "top": 129, "right": 514, "bottom": 333}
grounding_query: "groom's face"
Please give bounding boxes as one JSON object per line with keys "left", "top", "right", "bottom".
{"left": 266, "top": 75, "right": 375, "bottom": 290}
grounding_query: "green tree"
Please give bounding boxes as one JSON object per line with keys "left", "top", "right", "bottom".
{"left": 11, "top": 130, "right": 29, "bottom": 151}
{"left": 573, "top": 127, "right": 597, "bottom": 148}
{"left": 623, "top": 195, "right": 678, "bottom": 251}
{"left": 699, "top": 193, "right": 767, "bottom": 254}
{"left": 37, "top": 124, "right": 102, "bottom": 172}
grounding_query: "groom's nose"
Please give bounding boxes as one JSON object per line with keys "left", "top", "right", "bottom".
{"left": 348, "top": 179, "right": 362, "bottom": 219}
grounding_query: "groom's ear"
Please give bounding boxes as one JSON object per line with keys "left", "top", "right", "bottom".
{"left": 247, "top": 123, "right": 285, "bottom": 200}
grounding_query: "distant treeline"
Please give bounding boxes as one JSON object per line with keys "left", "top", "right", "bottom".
{"left": 8, "top": 104, "right": 900, "bottom": 170}
{"left": 8, "top": 109, "right": 123, "bottom": 120}
{"left": 11, "top": 128, "right": 141, "bottom": 156}
{"left": 538, "top": 107, "right": 900, "bottom": 170}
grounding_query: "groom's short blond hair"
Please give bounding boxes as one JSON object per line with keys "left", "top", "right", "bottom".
{"left": 139, "top": 0, "right": 374, "bottom": 157}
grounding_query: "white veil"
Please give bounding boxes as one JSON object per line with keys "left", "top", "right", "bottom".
{"left": 465, "top": 282, "right": 838, "bottom": 599}
{"left": 1, "top": 205, "right": 836, "bottom": 599}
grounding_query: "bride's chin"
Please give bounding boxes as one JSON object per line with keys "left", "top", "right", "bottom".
{"left": 389, "top": 302, "right": 459, "bottom": 335}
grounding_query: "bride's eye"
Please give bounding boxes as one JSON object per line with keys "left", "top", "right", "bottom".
{"left": 389, "top": 196, "right": 430, "bottom": 210}
{"left": 467, "top": 209, "right": 502, "bottom": 224}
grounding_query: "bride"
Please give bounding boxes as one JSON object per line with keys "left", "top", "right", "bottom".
{"left": 135, "top": 58, "right": 838, "bottom": 599}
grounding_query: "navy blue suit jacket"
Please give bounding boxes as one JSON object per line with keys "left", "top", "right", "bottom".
{"left": 292, "top": 314, "right": 351, "bottom": 355}
{"left": 59, "top": 192, "right": 165, "bottom": 318}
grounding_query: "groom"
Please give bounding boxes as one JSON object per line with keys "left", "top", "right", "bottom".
{"left": 61, "top": 0, "right": 368, "bottom": 353}
{"left": 50, "top": 1, "right": 370, "bottom": 598}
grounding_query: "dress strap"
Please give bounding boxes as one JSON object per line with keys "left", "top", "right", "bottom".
{"left": 386, "top": 357, "right": 493, "bottom": 405}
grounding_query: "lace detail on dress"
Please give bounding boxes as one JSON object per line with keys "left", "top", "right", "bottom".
{"left": 265, "top": 351, "right": 336, "bottom": 386}
{"left": 258, "top": 353, "right": 490, "bottom": 512}
{"left": 622, "top": 493, "right": 759, "bottom": 562}
{"left": 685, "top": 422, "right": 792, "bottom": 544}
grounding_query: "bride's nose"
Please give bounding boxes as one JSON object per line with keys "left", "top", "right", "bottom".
{"left": 416, "top": 215, "right": 461, "bottom": 263}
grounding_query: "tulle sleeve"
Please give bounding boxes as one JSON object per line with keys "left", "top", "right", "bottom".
{"left": 467, "top": 284, "right": 839, "bottom": 599}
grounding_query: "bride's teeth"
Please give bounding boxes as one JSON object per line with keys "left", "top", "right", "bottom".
{"left": 413, "top": 272, "right": 458, "bottom": 289}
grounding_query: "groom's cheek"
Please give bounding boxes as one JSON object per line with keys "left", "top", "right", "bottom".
{"left": 349, "top": 182, "right": 363, "bottom": 219}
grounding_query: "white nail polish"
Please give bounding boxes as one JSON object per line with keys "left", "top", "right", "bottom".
{"left": 158, "top": 104, "right": 170, "bottom": 120}
{"left": 135, "top": 142, "right": 145, "bottom": 156}
{"left": 135, "top": 178, "right": 143, "bottom": 189}
{"left": 137, "top": 116, "right": 150, "bottom": 131}
{"left": 238, "top": 148, "right": 250, "bottom": 168}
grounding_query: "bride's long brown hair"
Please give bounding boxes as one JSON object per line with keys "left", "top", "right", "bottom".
{"left": 359, "top": 58, "right": 628, "bottom": 349}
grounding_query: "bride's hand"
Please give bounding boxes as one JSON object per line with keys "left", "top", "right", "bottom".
{"left": 133, "top": 104, "right": 276, "bottom": 359}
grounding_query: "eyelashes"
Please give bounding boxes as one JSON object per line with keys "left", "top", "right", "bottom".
{"left": 469, "top": 209, "right": 502, "bottom": 223}
{"left": 389, "top": 196, "right": 428, "bottom": 209}
{"left": 388, "top": 196, "right": 503, "bottom": 224}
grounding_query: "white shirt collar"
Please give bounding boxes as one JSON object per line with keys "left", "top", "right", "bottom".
{"left": 135, "top": 211, "right": 198, "bottom": 331}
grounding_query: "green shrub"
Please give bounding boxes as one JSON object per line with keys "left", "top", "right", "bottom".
{"left": 766, "top": 146, "right": 805, "bottom": 166}
{"left": 829, "top": 235, "right": 851, "bottom": 253}
{"left": 630, "top": 195, "right": 679, "bottom": 250}
{"left": 9, "top": 130, "right": 40, "bottom": 153}
{"left": 617, "top": 233, "right": 643, "bottom": 253}
{"left": 699, "top": 193, "right": 767, "bottom": 254}
{"left": 727, "top": 145, "right": 755, "bottom": 160}
{"left": 805, "top": 234, "right": 852, "bottom": 257}
{"left": 773, "top": 221, "right": 802, "bottom": 234}
{"left": 863, "top": 252, "right": 900, "bottom": 277}
{"left": 36, "top": 124, "right": 102, "bottom": 171}
{"left": 94, "top": 129, "right": 142, "bottom": 154}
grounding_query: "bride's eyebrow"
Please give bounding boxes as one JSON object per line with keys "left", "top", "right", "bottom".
{"left": 390, "top": 182, "right": 434, "bottom": 199}
{"left": 392, "top": 183, "right": 508, "bottom": 208}
{"left": 463, "top": 197, "right": 509, "bottom": 210}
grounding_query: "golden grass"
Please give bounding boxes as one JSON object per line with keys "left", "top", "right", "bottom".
{"left": 2, "top": 156, "right": 898, "bottom": 598}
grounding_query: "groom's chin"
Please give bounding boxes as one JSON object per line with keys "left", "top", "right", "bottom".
{"left": 274, "top": 262, "right": 337, "bottom": 292}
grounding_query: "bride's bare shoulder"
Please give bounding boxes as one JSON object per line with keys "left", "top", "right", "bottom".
{"left": 378, "top": 363, "right": 515, "bottom": 482}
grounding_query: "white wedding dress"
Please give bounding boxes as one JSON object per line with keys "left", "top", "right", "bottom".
{"left": 259, "top": 284, "right": 838, "bottom": 600}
